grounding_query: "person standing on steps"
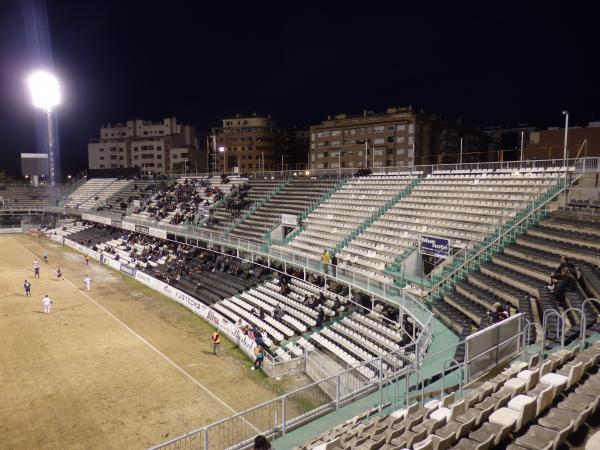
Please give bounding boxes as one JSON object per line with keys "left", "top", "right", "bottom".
{"left": 211, "top": 329, "right": 221, "bottom": 355}
{"left": 331, "top": 253, "right": 338, "bottom": 277}
{"left": 321, "top": 249, "right": 331, "bottom": 275}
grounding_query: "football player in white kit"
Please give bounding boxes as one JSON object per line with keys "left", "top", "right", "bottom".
{"left": 84, "top": 275, "right": 92, "bottom": 292}
{"left": 42, "top": 294, "right": 53, "bottom": 314}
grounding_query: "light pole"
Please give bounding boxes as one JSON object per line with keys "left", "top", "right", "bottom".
{"left": 218, "top": 146, "right": 225, "bottom": 174}
{"left": 562, "top": 110, "right": 569, "bottom": 164}
{"left": 459, "top": 138, "right": 463, "bottom": 165}
{"left": 28, "top": 71, "right": 61, "bottom": 187}
{"left": 520, "top": 130, "right": 525, "bottom": 162}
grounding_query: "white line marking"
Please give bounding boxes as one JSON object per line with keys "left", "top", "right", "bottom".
{"left": 61, "top": 277, "right": 245, "bottom": 416}
{"left": 19, "top": 238, "right": 260, "bottom": 432}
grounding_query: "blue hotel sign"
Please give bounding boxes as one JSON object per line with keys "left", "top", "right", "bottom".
{"left": 419, "top": 235, "right": 450, "bottom": 259}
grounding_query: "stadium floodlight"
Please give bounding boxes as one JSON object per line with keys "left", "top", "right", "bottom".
{"left": 28, "top": 71, "right": 61, "bottom": 112}
{"left": 27, "top": 70, "right": 61, "bottom": 186}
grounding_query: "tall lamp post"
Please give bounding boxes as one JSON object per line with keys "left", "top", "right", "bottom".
{"left": 28, "top": 71, "right": 61, "bottom": 187}
{"left": 562, "top": 110, "right": 569, "bottom": 165}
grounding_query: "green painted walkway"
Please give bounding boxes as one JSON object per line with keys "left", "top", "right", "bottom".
{"left": 272, "top": 314, "right": 459, "bottom": 449}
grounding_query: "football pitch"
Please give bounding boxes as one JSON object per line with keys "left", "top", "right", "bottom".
{"left": 0, "top": 234, "right": 287, "bottom": 449}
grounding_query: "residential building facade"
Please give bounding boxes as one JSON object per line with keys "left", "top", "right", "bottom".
{"left": 87, "top": 117, "right": 199, "bottom": 175}
{"left": 525, "top": 122, "right": 600, "bottom": 160}
{"left": 309, "top": 107, "right": 485, "bottom": 169}
{"left": 211, "top": 115, "right": 278, "bottom": 173}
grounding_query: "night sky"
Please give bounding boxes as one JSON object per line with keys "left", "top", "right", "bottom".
{"left": 0, "top": 0, "right": 598, "bottom": 178}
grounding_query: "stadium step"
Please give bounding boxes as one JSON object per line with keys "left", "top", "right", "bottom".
{"left": 517, "top": 234, "right": 600, "bottom": 266}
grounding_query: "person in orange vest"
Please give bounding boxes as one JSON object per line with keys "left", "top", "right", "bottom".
{"left": 211, "top": 329, "right": 221, "bottom": 355}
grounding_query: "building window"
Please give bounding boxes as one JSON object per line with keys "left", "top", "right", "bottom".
{"left": 99, "top": 164, "right": 105, "bottom": 168}
{"left": 134, "top": 155, "right": 139, "bottom": 160}
{"left": 99, "top": 148, "right": 104, "bottom": 152}
{"left": 99, "top": 156, "right": 105, "bottom": 160}
{"left": 387, "top": 125, "right": 395, "bottom": 131}
{"left": 374, "top": 126, "right": 385, "bottom": 133}
{"left": 110, "top": 155, "right": 117, "bottom": 160}
{"left": 119, "top": 156, "right": 124, "bottom": 160}
{"left": 110, "top": 147, "right": 117, "bottom": 152}
{"left": 374, "top": 138, "right": 385, "bottom": 145}
{"left": 387, "top": 136, "right": 394, "bottom": 143}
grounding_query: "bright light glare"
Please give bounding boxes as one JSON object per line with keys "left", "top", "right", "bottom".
{"left": 28, "top": 71, "right": 61, "bottom": 111}
{"left": 218, "top": 146, "right": 225, "bottom": 152}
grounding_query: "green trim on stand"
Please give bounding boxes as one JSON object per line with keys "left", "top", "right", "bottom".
{"left": 333, "top": 178, "right": 420, "bottom": 255}
{"left": 223, "top": 177, "right": 292, "bottom": 237}
{"left": 266, "top": 176, "right": 350, "bottom": 245}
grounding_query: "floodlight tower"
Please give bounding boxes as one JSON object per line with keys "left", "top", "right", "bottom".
{"left": 28, "top": 71, "right": 61, "bottom": 186}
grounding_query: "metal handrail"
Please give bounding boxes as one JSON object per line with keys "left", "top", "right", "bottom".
{"left": 427, "top": 163, "right": 584, "bottom": 299}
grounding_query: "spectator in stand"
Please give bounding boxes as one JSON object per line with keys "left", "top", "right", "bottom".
{"left": 252, "top": 347, "right": 265, "bottom": 371}
{"left": 321, "top": 249, "right": 331, "bottom": 274}
{"left": 252, "top": 435, "right": 271, "bottom": 450}
{"left": 330, "top": 253, "right": 338, "bottom": 277}
{"left": 548, "top": 255, "right": 575, "bottom": 291}
{"left": 552, "top": 265, "right": 578, "bottom": 303}
{"left": 316, "top": 308, "right": 325, "bottom": 327}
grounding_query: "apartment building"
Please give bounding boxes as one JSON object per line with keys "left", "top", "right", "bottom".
{"left": 309, "top": 107, "right": 485, "bottom": 169}
{"left": 525, "top": 122, "right": 600, "bottom": 160}
{"left": 88, "top": 117, "right": 200, "bottom": 175}
{"left": 281, "top": 128, "right": 310, "bottom": 169}
{"left": 211, "top": 115, "right": 279, "bottom": 173}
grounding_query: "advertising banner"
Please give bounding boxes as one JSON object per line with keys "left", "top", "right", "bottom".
{"left": 122, "top": 221, "right": 136, "bottom": 231}
{"left": 135, "top": 225, "right": 150, "bottom": 234}
{"left": 419, "top": 235, "right": 450, "bottom": 259}
{"left": 281, "top": 214, "right": 298, "bottom": 227}
{"left": 119, "top": 264, "right": 137, "bottom": 277}
{"left": 149, "top": 227, "right": 167, "bottom": 239}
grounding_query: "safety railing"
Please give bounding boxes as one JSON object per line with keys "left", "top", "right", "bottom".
{"left": 149, "top": 341, "right": 417, "bottom": 450}
{"left": 74, "top": 208, "right": 435, "bottom": 330}
{"left": 135, "top": 156, "right": 600, "bottom": 182}
{"left": 424, "top": 164, "right": 584, "bottom": 300}
{"left": 151, "top": 311, "right": 545, "bottom": 450}
{"left": 224, "top": 177, "right": 291, "bottom": 236}
{"left": 276, "top": 175, "right": 350, "bottom": 245}
{"left": 333, "top": 177, "right": 419, "bottom": 255}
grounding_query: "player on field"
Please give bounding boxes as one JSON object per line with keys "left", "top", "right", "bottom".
{"left": 85, "top": 255, "right": 90, "bottom": 266}
{"left": 43, "top": 251, "right": 48, "bottom": 263}
{"left": 33, "top": 259, "right": 40, "bottom": 279}
{"left": 42, "top": 294, "right": 53, "bottom": 314}
{"left": 56, "top": 267, "right": 62, "bottom": 281}
{"left": 24, "top": 280, "right": 32, "bottom": 297}
{"left": 84, "top": 275, "right": 92, "bottom": 292}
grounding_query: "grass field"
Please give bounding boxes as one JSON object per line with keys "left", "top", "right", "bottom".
{"left": 0, "top": 234, "right": 305, "bottom": 449}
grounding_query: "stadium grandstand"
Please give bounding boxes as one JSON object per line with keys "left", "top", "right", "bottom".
{"left": 3, "top": 157, "right": 600, "bottom": 450}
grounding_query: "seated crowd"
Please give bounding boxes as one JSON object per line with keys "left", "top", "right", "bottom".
{"left": 133, "top": 178, "right": 224, "bottom": 224}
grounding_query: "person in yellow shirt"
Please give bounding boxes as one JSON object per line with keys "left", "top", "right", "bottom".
{"left": 211, "top": 330, "right": 221, "bottom": 355}
{"left": 321, "top": 249, "right": 331, "bottom": 275}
